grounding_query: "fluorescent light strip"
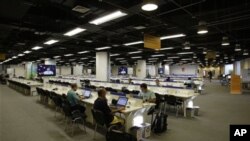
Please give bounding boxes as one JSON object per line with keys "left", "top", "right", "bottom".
{"left": 110, "top": 54, "right": 120, "bottom": 57}
{"left": 23, "top": 50, "right": 31, "bottom": 54}
{"left": 123, "top": 41, "right": 143, "bottom": 46}
{"left": 148, "top": 58, "right": 158, "bottom": 60}
{"left": 64, "top": 54, "right": 74, "bottom": 57}
{"left": 81, "top": 58, "right": 88, "bottom": 60}
{"left": 151, "top": 54, "right": 165, "bottom": 57}
{"left": 116, "top": 58, "right": 125, "bottom": 60}
{"left": 64, "top": 27, "right": 86, "bottom": 36}
{"left": 78, "top": 51, "right": 90, "bottom": 54}
{"left": 128, "top": 51, "right": 142, "bottom": 54}
{"left": 53, "top": 56, "right": 61, "bottom": 58}
{"left": 44, "top": 39, "right": 59, "bottom": 45}
{"left": 177, "top": 52, "right": 193, "bottom": 55}
{"left": 12, "top": 56, "right": 18, "bottom": 59}
{"left": 18, "top": 54, "right": 25, "bottom": 57}
{"left": 131, "top": 56, "right": 142, "bottom": 59}
{"left": 168, "top": 56, "right": 179, "bottom": 59}
{"left": 181, "top": 58, "right": 192, "bottom": 61}
{"left": 120, "top": 60, "right": 127, "bottom": 62}
{"left": 160, "top": 47, "right": 174, "bottom": 50}
{"left": 95, "top": 46, "right": 111, "bottom": 50}
{"left": 32, "top": 46, "right": 43, "bottom": 50}
{"left": 160, "top": 34, "right": 186, "bottom": 40}
{"left": 89, "top": 10, "right": 127, "bottom": 25}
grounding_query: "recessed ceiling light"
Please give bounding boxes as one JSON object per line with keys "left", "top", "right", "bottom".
{"left": 160, "top": 34, "right": 186, "bottom": 40}
{"left": 64, "top": 27, "right": 86, "bottom": 36}
{"left": 95, "top": 46, "right": 111, "bottom": 50}
{"left": 78, "top": 51, "right": 90, "bottom": 54}
{"left": 110, "top": 54, "right": 120, "bottom": 57}
{"left": 141, "top": 0, "right": 158, "bottom": 11}
{"left": 44, "top": 39, "right": 59, "bottom": 45}
{"left": 53, "top": 56, "right": 61, "bottom": 58}
{"left": 18, "top": 54, "right": 25, "bottom": 57}
{"left": 23, "top": 50, "right": 32, "bottom": 54}
{"left": 64, "top": 54, "right": 74, "bottom": 57}
{"left": 123, "top": 41, "right": 143, "bottom": 46}
{"left": 128, "top": 51, "right": 142, "bottom": 54}
{"left": 32, "top": 46, "right": 43, "bottom": 50}
{"left": 89, "top": 10, "right": 127, "bottom": 25}
{"left": 160, "top": 47, "right": 174, "bottom": 50}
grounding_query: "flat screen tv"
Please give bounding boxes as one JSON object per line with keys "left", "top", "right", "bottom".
{"left": 118, "top": 67, "right": 128, "bottom": 75}
{"left": 37, "top": 65, "right": 56, "bottom": 76}
{"left": 158, "top": 68, "right": 164, "bottom": 74}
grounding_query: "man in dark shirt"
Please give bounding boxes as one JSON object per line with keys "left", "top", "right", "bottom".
{"left": 93, "top": 88, "right": 125, "bottom": 125}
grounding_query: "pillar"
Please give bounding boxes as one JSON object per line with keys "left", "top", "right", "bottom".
{"left": 96, "top": 52, "right": 110, "bottom": 81}
{"left": 136, "top": 60, "right": 146, "bottom": 79}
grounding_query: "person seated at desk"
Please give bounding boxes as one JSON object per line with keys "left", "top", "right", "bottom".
{"left": 67, "top": 83, "right": 86, "bottom": 116}
{"left": 128, "top": 78, "right": 133, "bottom": 84}
{"left": 94, "top": 88, "right": 125, "bottom": 125}
{"left": 155, "top": 79, "right": 161, "bottom": 87}
{"left": 185, "top": 77, "right": 193, "bottom": 88}
{"left": 138, "top": 83, "right": 156, "bottom": 103}
{"left": 166, "top": 77, "right": 171, "bottom": 82}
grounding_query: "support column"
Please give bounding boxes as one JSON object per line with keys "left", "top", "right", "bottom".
{"left": 96, "top": 52, "right": 110, "bottom": 81}
{"left": 136, "top": 60, "right": 146, "bottom": 79}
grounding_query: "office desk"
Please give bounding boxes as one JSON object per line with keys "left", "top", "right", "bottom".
{"left": 40, "top": 85, "right": 154, "bottom": 132}
{"left": 8, "top": 78, "right": 43, "bottom": 96}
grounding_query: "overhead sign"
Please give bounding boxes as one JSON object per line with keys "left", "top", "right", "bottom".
{"left": 0, "top": 53, "right": 6, "bottom": 60}
{"left": 206, "top": 51, "right": 216, "bottom": 59}
{"left": 144, "top": 34, "right": 161, "bottom": 50}
{"left": 230, "top": 74, "right": 242, "bottom": 94}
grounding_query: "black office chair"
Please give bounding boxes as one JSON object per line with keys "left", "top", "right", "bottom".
{"left": 165, "top": 95, "right": 182, "bottom": 117}
{"left": 51, "top": 93, "right": 63, "bottom": 118}
{"left": 91, "top": 109, "right": 107, "bottom": 139}
{"left": 62, "top": 98, "right": 86, "bottom": 135}
{"left": 131, "top": 90, "right": 140, "bottom": 95}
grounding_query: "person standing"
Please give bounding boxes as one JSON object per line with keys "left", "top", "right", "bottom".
{"left": 208, "top": 71, "right": 212, "bottom": 82}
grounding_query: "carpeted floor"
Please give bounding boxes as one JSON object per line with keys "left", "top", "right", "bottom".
{"left": 0, "top": 80, "right": 250, "bottom": 141}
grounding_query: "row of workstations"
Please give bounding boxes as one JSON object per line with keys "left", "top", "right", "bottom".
{"left": 7, "top": 78, "right": 43, "bottom": 96}
{"left": 47, "top": 77, "right": 198, "bottom": 117}
{"left": 40, "top": 83, "right": 155, "bottom": 132}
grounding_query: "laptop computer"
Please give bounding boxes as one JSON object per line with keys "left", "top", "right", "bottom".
{"left": 116, "top": 96, "right": 128, "bottom": 108}
{"left": 82, "top": 90, "right": 91, "bottom": 98}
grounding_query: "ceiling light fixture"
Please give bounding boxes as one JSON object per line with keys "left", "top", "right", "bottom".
{"left": 23, "top": 50, "right": 32, "bottom": 54}
{"left": 141, "top": 0, "right": 158, "bottom": 11}
{"left": 89, "top": 10, "right": 127, "bottom": 25}
{"left": 12, "top": 56, "right": 18, "bottom": 59}
{"left": 95, "top": 46, "right": 111, "bottom": 50}
{"left": 160, "top": 47, "right": 174, "bottom": 50}
{"left": 197, "top": 21, "right": 208, "bottom": 34}
{"left": 235, "top": 44, "right": 241, "bottom": 51}
{"left": 221, "top": 37, "right": 230, "bottom": 46}
{"left": 18, "top": 54, "right": 25, "bottom": 57}
{"left": 78, "top": 51, "right": 90, "bottom": 54}
{"left": 168, "top": 56, "right": 180, "bottom": 59}
{"left": 110, "top": 54, "right": 120, "bottom": 57}
{"left": 53, "top": 56, "right": 61, "bottom": 58}
{"left": 128, "top": 51, "right": 142, "bottom": 54}
{"left": 131, "top": 56, "right": 142, "bottom": 59}
{"left": 177, "top": 52, "right": 193, "bottom": 55}
{"left": 123, "top": 41, "right": 143, "bottom": 46}
{"left": 64, "top": 27, "right": 86, "bottom": 36}
{"left": 151, "top": 54, "right": 165, "bottom": 57}
{"left": 243, "top": 50, "right": 249, "bottom": 56}
{"left": 160, "top": 34, "right": 186, "bottom": 40}
{"left": 64, "top": 54, "right": 74, "bottom": 57}
{"left": 44, "top": 39, "right": 59, "bottom": 45}
{"left": 183, "top": 41, "right": 191, "bottom": 50}
{"left": 32, "top": 46, "right": 43, "bottom": 50}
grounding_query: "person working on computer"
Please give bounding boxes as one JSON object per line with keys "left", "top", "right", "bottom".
{"left": 138, "top": 83, "right": 156, "bottom": 103}
{"left": 155, "top": 79, "right": 161, "bottom": 86}
{"left": 94, "top": 88, "right": 125, "bottom": 125}
{"left": 67, "top": 83, "right": 86, "bottom": 117}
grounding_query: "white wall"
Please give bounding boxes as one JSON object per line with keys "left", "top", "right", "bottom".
{"left": 136, "top": 60, "right": 146, "bottom": 78}
{"left": 170, "top": 64, "right": 198, "bottom": 75}
{"left": 146, "top": 65, "right": 156, "bottom": 76}
{"left": 96, "top": 52, "right": 110, "bottom": 81}
{"left": 12, "top": 65, "right": 25, "bottom": 77}
{"left": 73, "top": 65, "right": 83, "bottom": 75}
{"left": 60, "top": 66, "right": 71, "bottom": 76}
{"left": 224, "top": 64, "right": 233, "bottom": 75}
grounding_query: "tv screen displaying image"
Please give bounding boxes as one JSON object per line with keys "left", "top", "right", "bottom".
{"left": 158, "top": 68, "right": 164, "bottom": 74}
{"left": 118, "top": 67, "right": 128, "bottom": 75}
{"left": 37, "top": 65, "right": 56, "bottom": 76}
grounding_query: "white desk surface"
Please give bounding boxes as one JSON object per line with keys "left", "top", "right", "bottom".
{"left": 9, "top": 78, "right": 43, "bottom": 86}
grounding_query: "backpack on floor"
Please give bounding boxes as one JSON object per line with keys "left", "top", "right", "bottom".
{"left": 106, "top": 125, "right": 137, "bottom": 141}
{"left": 151, "top": 112, "right": 168, "bottom": 133}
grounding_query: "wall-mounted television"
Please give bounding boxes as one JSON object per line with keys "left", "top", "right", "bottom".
{"left": 118, "top": 67, "right": 128, "bottom": 75}
{"left": 37, "top": 65, "right": 56, "bottom": 76}
{"left": 158, "top": 68, "right": 164, "bottom": 74}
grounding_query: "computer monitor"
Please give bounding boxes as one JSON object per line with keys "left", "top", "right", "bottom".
{"left": 116, "top": 97, "right": 128, "bottom": 106}
{"left": 83, "top": 90, "right": 91, "bottom": 98}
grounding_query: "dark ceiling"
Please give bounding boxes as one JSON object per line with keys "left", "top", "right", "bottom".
{"left": 0, "top": 0, "right": 250, "bottom": 67}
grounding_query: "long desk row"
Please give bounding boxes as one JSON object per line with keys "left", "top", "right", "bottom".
{"left": 39, "top": 84, "right": 154, "bottom": 132}
{"left": 8, "top": 78, "right": 43, "bottom": 96}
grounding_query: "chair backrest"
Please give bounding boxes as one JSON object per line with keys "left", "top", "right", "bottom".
{"left": 91, "top": 109, "right": 106, "bottom": 126}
